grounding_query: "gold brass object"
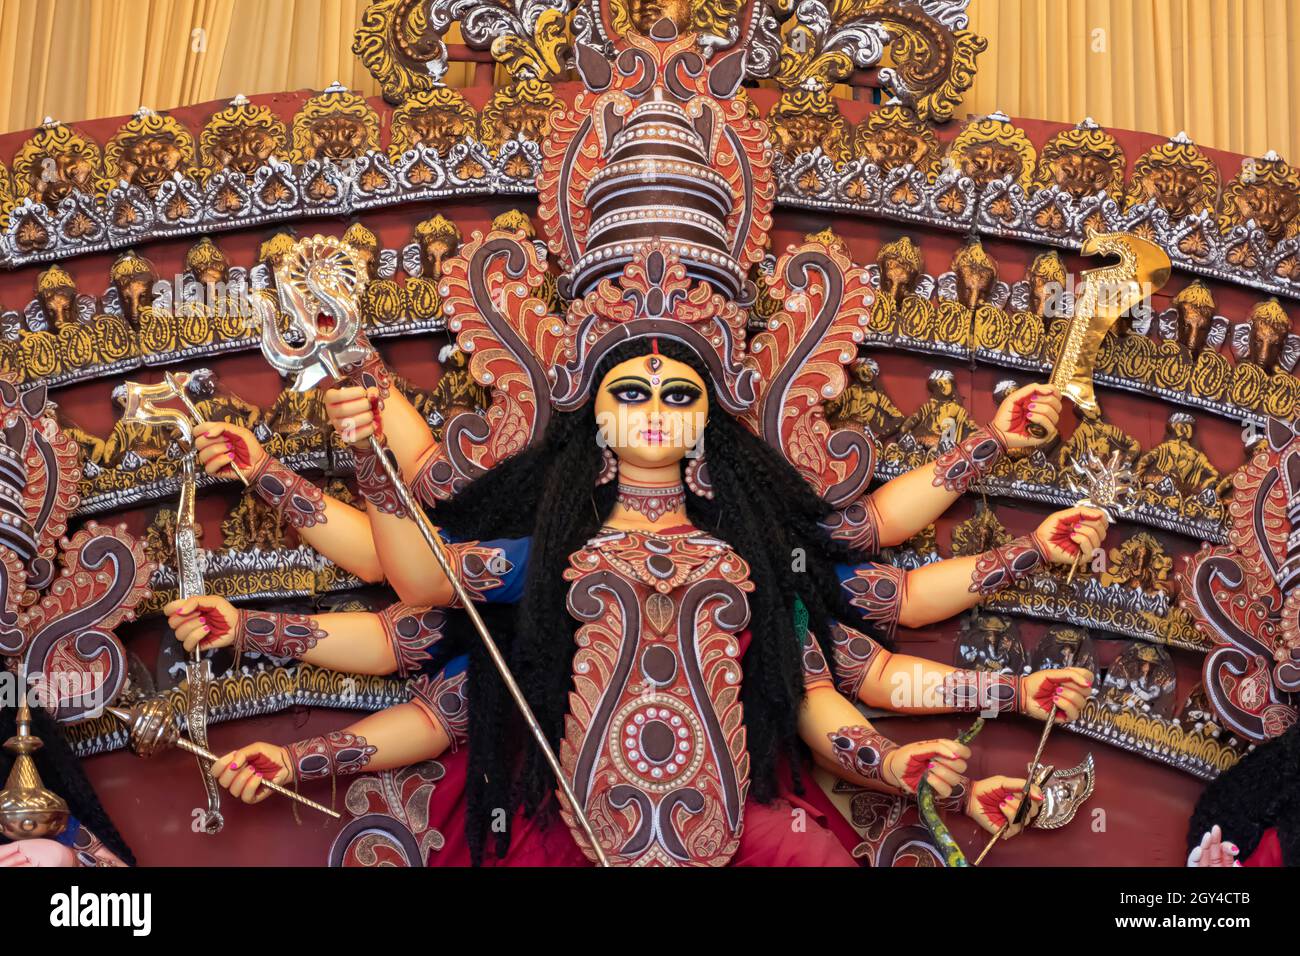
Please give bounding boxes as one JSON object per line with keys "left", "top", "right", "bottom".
{"left": 107, "top": 699, "right": 340, "bottom": 821}
{"left": 0, "top": 695, "right": 69, "bottom": 841}
{"left": 1049, "top": 232, "right": 1172, "bottom": 416}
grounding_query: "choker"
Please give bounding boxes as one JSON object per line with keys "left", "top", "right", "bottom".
{"left": 616, "top": 482, "right": 686, "bottom": 523}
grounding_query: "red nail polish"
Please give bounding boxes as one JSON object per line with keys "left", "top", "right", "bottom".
{"left": 229, "top": 762, "right": 239, "bottom": 770}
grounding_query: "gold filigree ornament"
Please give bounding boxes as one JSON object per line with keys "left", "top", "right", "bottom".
{"left": 354, "top": 0, "right": 452, "bottom": 104}
{"left": 104, "top": 108, "right": 196, "bottom": 198}
{"left": 1124, "top": 132, "right": 1221, "bottom": 221}
{"left": 10, "top": 118, "right": 112, "bottom": 207}
{"left": 291, "top": 85, "right": 382, "bottom": 165}
{"left": 944, "top": 111, "right": 1037, "bottom": 193}
{"left": 390, "top": 88, "right": 477, "bottom": 159}
{"left": 1031, "top": 117, "right": 1126, "bottom": 203}
{"left": 199, "top": 95, "right": 288, "bottom": 183}
{"left": 770, "top": 0, "right": 986, "bottom": 122}
{"left": 1218, "top": 151, "right": 1300, "bottom": 243}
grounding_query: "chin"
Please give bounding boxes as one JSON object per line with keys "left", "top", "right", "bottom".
{"left": 620, "top": 449, "right": 687, "bottom": 469}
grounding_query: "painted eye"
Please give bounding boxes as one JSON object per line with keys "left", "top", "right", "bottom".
{"left": 662, "top": 388, "right": 701, "bottom": 407}
{"left": 611, "top": 386, "right": 650, "bottom": 404}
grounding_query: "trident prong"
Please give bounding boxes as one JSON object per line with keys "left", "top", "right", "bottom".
{"left": 121, "top": 380, "right": 196, "bottom": 446}
{"left": 257, "top": 236, "right": 369, "bottom": 391}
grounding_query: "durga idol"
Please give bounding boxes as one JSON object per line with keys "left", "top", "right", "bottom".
{"left": 164, "top": 23, "right": 1104, "bottom": 867}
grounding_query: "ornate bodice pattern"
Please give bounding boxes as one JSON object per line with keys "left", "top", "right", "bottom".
{"left": 558, "top": 527, "right": 754, "bottom": 866}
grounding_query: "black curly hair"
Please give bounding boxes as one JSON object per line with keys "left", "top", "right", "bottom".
{"left": 1186, "top": 722, "right": 1300, "bottom": 866}
{"left": 0, "top": 704, "right": 136, "bottom": 865}
{"left": 430, "top": 338, "right": 875, "bottom": 862}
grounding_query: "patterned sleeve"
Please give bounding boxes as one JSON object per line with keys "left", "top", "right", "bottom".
{"left": 408, "top": 654, "right": 470, "bottom": 752}
{"left": 797, "top": 629, "right": 835, "bottom": 691}
{"left": 825, "top": 623, "right": 885, "bottom": 700}
{"left": 836, "top": 561, "right": 907, "bottom": 643}
{"left": 819, "top": 493, "right": 881, "bottom": 553}
{"left": 438, "top": 534, "right": 530, "bottom": 605}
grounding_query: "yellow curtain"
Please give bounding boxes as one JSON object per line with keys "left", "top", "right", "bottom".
{"left": 960, "top": 0, "right": 1300, "bottom": 162}
{"left": 1, "top": 0, "right": 1298, "bottom": 163}
{"left": 0, "top": 0, "right": 475, "bottom": 135}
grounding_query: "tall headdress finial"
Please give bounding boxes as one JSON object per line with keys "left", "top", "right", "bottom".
{"left": 534, "top": 20, "right": 773, "bottom": 411}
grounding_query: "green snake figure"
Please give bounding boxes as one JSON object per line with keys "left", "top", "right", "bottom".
{"left": 917, "top": 717, "right": 985, "bottom": 867}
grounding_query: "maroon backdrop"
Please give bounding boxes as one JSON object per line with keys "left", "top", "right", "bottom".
{"left": 0, "top": 86, "right": 1260, "bottom": 866}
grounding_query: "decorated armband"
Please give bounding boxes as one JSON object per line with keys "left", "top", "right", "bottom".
{"left": 341, "top": 343, "right": 393, "bottom": 403}
{"left": 940, "top": 669, "right": 1020, "bottom": 713}
{"left": 819, "top": 494, "right": 882, "bottom": 553}
{"left": 235, "top": 609, "right": 327, "bottom": 659}
{"left": 827, "top": 725, "right": 898, "bottom": 784}
{"left": 442, "top": 540, "right": 515, "bottom": 606}
{"left": 798, "top": 629, "right": 834, "bottom": 691}
{"left": 72, "top": 825, "right": 127, "bottom": 867}
{"left": 378, "top": 604, "right": 447, "bottom": 677}
{"left": 286, "top": 731, "right": 377, "bottom": 783}
{"left": 969, "top": 534, "right": 1046, "bottom": 595}
{"left": 354, "top": 442, "right": 410, "bottom": 519}
{"left": 931, "top": 426, "right": 1007, "bottom": 495}
{"left": 840, "top": 563, "right": 906, "bottom": 642}
{"left": 408, "top": 668, "right": 469, "bottom": 752}
{"left": 247, "top": 455, "right": 327, "bottom": 529}
{"left": 828, "top": 623, "right": 884, "bottom": 699}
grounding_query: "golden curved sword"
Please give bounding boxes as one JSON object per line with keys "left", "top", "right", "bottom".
{"left": 1030, "top": 231, "right": 1171, "bottom": 436}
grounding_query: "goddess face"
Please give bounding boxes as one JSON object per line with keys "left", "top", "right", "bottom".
{"left": 594, "top": 352, "right": 707, "bottom": 470}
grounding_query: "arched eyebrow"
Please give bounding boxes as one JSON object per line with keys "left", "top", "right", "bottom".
{"left": 605, "top": 375, "right": 651, "bottom": 390}
{"left": 660, "top": 377, "right": 702, "bottom": 390}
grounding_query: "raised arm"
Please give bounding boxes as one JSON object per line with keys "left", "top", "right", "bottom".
{"left": 193, "top": 420, "right": 386, "bottom": 584}
{"left": 191, "top": 351, "right": 442, "bottom": 587}
{"left": 319, "top": 373, "right": 527, "bottom": 607}
{"left": 164, "top": 595, "right": 447, "bottom": 678}
{"left": 858, "top": 384, "right": 1062, "bottom": 548}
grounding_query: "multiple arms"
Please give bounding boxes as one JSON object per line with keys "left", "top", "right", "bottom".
{"left": 796, "top": 648, "right": 1043, "bottom": 836}
{"left": 173, "top": 360, "right": 1095, "bottom": 855}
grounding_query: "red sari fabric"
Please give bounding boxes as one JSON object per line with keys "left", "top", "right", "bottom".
{"left": 1242, "top": 828, "right": 1283, "bottom": 867}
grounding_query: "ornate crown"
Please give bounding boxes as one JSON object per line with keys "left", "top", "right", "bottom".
{"left": 539, "top": 20, "right": 773, "bottom": 305}
{"left": 435, "top": 23, "right": 874, "bottom": 507}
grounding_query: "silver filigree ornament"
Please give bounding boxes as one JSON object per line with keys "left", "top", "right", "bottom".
{"left": 1064, "top": 449, "right": 1140, "bottom": 520}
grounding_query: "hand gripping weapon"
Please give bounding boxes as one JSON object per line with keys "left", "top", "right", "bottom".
{"left": 120, "top": 375, "right": 231, "bottom": 833}
{"left": 972, "top": 450, "right": 1138, "bottom": 866}
{"left": 255, "top": 235, "right": 612, "bottom": 866}
{"left": 109, "top": 697, "right": 340, "bottom": 819}
{"left": 1029, "top": 231, "right": 1171, "bottom": 437}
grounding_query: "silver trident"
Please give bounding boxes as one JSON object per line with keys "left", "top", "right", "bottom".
{"left": 254, "top": 235, "right": 612, "bottom": 867}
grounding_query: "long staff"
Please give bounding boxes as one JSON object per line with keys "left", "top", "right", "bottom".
{"left": 256, "top": 235, "right": 611, "bottom": 867}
